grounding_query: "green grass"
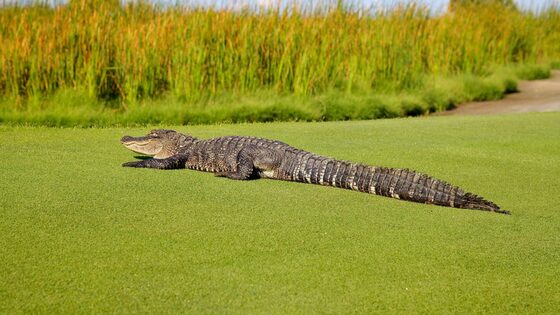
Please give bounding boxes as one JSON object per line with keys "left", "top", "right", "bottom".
{"left": 1, "top": 113, "right": 560, "bottom": 313}
{"left": 0, "top": 63, "right": 554, "bottom": 126}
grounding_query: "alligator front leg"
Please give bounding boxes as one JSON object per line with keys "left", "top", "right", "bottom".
{"left": 122, "top": 155, "right": 187, "bottom": 169}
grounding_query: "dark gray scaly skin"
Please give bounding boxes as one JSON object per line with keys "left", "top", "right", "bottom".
{"left": 121, "top": 129, "right": 510, "bottom": 215}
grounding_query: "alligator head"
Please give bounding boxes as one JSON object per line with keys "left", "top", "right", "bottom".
{"left": 121, "top": 129, "right": 189, "bottom": 159}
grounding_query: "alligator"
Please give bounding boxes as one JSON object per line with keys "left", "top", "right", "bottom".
{"left": 121, "top": 129, "right": 510, "bottom": 215}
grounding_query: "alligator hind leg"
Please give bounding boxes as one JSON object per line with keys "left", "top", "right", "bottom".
{"left": 215, "top": 146, "right": 281, "bottom": 180}
{"left": 215, "top": 152, "right": 254, "bottom": 180}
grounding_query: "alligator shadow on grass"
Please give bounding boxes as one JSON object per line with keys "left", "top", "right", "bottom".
{"left": 133, "top": 155, "right": 261, "bottom": 179}
{"left": 132, "top": 155, "right": 266, "bottom": 179}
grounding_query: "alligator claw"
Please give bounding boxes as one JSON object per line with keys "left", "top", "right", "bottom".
{"left": 122, "top": 161, "right": 144, "bottom": 167}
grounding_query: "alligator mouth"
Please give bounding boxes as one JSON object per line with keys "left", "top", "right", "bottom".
{"left": 121, "top": 135, "right": 162, "bottom": 156}
{"left": 121, "top": 135, "right": 148, "bottom": 145}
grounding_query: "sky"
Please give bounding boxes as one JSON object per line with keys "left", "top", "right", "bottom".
{"left": 171, "top": 0, "right": 559, "bottom": 13}
{"left": 1, "top": 0, "right": 559, "bottom": 13}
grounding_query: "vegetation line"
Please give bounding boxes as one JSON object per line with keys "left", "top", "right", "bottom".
{"left": 0, "top": 0, "right": 559, "bottom": 126}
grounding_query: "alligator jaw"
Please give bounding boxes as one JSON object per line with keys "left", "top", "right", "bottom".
{"left": 121, "top": 135, "right": 163, "bottom": 156}
{"left": 121, "top": 135, "right": 145, "bottom": 144}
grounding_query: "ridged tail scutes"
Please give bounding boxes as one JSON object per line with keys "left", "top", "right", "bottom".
{"left": 368, "top": 166, "right": 510, "bottom": 215}
{"left": 291, "top": 154, "right": 509, "bottom": 214}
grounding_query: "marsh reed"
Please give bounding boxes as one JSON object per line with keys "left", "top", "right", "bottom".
{"left": 0, "top": 0, "right": 559, "bottom": 125}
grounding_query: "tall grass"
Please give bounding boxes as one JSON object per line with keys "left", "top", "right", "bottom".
{"left": 0, "top": 0, "right": 559, "bottom": 125}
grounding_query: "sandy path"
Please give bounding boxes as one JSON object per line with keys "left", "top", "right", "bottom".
{"left": 434, "top": 70, "right": 560, "bottom": 116}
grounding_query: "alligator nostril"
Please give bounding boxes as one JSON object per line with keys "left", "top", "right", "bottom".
{"left": 121, "top": 136, "right": 134, "bottom": 143}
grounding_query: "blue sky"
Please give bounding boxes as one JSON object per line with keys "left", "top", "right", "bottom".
{"left": 151, "top": 0, "right": 557, "bottom": 13}
{"left": 2, "top": 0, "right": 559, "bottom": 12}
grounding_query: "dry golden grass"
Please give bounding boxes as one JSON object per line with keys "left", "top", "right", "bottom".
{"left": 0, "top": 0, "right": 559, "bottom": 125}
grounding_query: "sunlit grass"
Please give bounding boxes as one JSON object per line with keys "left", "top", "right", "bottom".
{"left": 1, "top": 113, "right": 559, "bottom": 313}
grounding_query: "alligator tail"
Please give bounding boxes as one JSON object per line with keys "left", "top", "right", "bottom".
{"left": 361, "top": 166, "right": 510, "bottom": 214}
{"left": 282, "top": 154, "right": 509, "bottom": 214}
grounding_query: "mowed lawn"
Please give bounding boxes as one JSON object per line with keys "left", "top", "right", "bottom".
{"left": 1, "top": 113, "right": 559, "bottom": 313}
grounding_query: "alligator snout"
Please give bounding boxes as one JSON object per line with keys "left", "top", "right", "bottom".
{"left": 121, "top": 136, "right": 136, "bottom": 143}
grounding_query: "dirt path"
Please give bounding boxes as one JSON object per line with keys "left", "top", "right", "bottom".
{"left": 434, "top": 70, "right": 560, "bottom": 116}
